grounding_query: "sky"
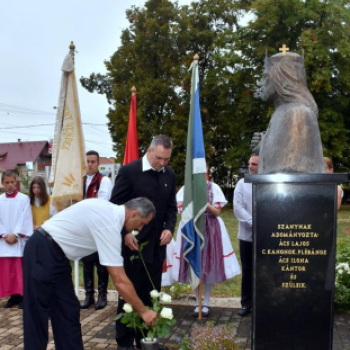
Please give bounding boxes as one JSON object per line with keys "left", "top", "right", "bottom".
{"left": 0, "top": 0, "right": 192, "bottom": 157}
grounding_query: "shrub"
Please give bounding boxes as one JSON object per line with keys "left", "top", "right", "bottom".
{"left": 335, "top": 242, "right": 350, "bottom": 310}
{"left": 179, "top": 325, "right": 237, "bottom": 350}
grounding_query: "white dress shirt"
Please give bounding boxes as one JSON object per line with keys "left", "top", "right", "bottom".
{"left": 42, "top": 199, "right": 124, "bottom": 266}
{"left": 233, "top": 178, "right": 253, "bottom": 242}
{"left": 85, "top": 174, "right": 113, "bottom": 200}
{"left": 142, "top": 154, "right": 165, "bottom": 173}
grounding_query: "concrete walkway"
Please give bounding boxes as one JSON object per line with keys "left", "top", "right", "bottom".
{"left": 1, "top": 298, "right": 350, "bottom": 349}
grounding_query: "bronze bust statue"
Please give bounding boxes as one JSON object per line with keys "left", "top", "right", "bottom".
{"left": 257, "top": 50, "right": 325, "bottom": 174}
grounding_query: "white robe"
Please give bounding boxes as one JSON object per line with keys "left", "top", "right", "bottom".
{"left": 0, "top": 193, "right": 34, "bottom": 257}
{"left": 172, "top": 182, "right": 241, "bottom": 283}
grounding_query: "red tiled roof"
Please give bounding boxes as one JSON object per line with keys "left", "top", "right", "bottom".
{"left": 0, "top": 141, "right": 49, "bottom": 170}
{"left": 100, "top": 157, "right": 116, "bottom": 165}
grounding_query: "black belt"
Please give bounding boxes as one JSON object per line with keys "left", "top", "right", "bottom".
{"left": 37, "top": 227, "right": 66, "bottom": 257}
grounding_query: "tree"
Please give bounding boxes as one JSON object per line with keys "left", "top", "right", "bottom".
{"left": 82, "top": 0, "right": 192, "bottom": 183}
{"left": 236, "top": 0, "right": 350, "bottom": 171}
{"left": 81, "top": 0, "right": 350, "bottom": 187}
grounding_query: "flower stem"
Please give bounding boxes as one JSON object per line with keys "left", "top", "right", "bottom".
{"left": 139, "top": 250, "right": 156, "bottom": 291}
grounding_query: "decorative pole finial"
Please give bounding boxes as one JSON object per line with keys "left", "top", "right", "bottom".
{"left": 279, "top": 44, "right": 289, "bottom": 55}
{"left": 131, "top": 86, "right": 136, "bottom": 96}
{"left": 194, "top": 53, "right": 199, "bottom": 61}
{"left": 69, "top": 41, "right": 76, "bottom": 64}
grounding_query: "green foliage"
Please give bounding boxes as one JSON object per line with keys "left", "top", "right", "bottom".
{"left": 337, "top": 241, "right": 350, "bottom": 264}
{"left": 243, "top": 0, "right": 350, "bottom": 171}
{"left": 163, "top": 281, "right": 192, "bottom": 300}
{"left": 115, "top": 291, "right": 176, "bottom": 341}
{"left": 81, "top": 0, "right": 350, "bottom": 185}
{"left": 179, "top": 324, "right": 236, "bottom": 350}
{"left": 335, "top": 241, "right": 350, "bottom": 310}
{"left": 17, "top": 166, "right": 30, "bottom": 194}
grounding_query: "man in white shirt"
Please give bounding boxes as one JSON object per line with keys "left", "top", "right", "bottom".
{"left": 23, "top": 197, "right": 157, "bottom": 350}
{"left": 81, "top": 150, "right": 113, "bottom": 310}
{"left": 233, "top": 155, "right": 259, "bottom": 317}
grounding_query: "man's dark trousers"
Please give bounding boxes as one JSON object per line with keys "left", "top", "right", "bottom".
{"left": 23, "top": 231, "right": 83, "bottom": 350}
{"left": 239, "top": 239, "right": 253, "bottom": 309}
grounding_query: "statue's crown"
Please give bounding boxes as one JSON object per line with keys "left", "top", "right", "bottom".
{"left": 265, "top": 52, "right": 304, "bottom": 67}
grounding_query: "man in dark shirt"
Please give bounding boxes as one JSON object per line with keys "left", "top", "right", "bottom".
{"left": 110, "top": 135, "right": 177, "bottom": 350}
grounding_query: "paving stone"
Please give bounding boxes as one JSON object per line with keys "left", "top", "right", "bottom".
{"left": 2, "top": 297, "right": 350, "bottom": 349}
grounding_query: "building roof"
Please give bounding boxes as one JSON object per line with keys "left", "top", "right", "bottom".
{"left": 100, "top": 157, "right": 116, "bottom": 165}
{"left": 0, "top": 140, "right": 49, "bottom": 171}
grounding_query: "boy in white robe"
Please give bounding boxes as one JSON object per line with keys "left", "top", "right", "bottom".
{"left": 0, "top": 170, "right": 33, "bottom": 308}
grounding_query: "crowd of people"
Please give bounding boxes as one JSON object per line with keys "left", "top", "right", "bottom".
{"left": 0, "top": 134, "right": 344, "bottom": 350}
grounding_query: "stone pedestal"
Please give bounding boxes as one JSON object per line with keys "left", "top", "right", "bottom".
{"left": 245, "top": 174, "right": 348, "bottom": 350}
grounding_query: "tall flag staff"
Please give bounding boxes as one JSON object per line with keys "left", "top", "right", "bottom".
{"left": 181, "top": 54, "right": 207, "bottom": 319}
{"left": 123, "top": 86, "right": 140, "bottom": 164}
{"left": 48, "top": 42, "right": 87, "bottom": 295}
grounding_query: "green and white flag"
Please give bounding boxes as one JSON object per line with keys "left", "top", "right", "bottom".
{"left": 180, "top": 57, "right": 207, "bottom": 290}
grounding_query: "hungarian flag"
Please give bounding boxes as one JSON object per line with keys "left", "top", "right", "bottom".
{"left": 180, "top": 56, "right": 207, "bottom": 290}
{"left": 123, "top": 88, "right": 139, "bottom": 164}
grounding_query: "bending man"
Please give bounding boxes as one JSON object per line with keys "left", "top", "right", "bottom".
{"left": 23, "top": 197, "right": 157, "bottom": 350}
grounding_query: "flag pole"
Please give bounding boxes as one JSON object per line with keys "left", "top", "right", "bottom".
{"left": 131, "top": 85, "right": 136, "bottom": 96}
{"left": 69, "top": 41, "right": 75, "bottom": 63}
{"left": 194, "top": 53, "right": 202, "bottom": 321}
{"left": 198, "top": 279, "right": 202, "bottom": 320}
{"left": 70, "top": 41, "right": 80, "bottom": 298}
{"left": 182, "top": 52, "right": 207, "bottom": 321}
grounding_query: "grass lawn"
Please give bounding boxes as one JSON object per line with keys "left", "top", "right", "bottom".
{"left": 75, "top": 204, "right": 350, "bottom": 299}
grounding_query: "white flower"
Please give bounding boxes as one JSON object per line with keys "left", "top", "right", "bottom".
{"left": 344, "top": 263, "right": 350, "bottom": 271}
{"left": 336, "top": 263, "right": 344, "bottom": 270}
{"left": 335, "top": 282, "right": 338, "bottom": 287}
{"left": 170, "top": 286, "right": 175, "bottom": 292}
{"left": 150, "top": 290, "right": 160, "bottom": 299}
{"left": 123, "top": 303, "right": 133, "bottom": 313}
{"left": 160, "top": 307, "right": 173, "bottom": 320}
{"left": 161, "top": 293, "right": 172, "bottom": 303}
{"left": 131, "top": 230, "right": 139, "bottom": 236}
{"left": 338, "top": 269, "right": 344, "bottom": 275}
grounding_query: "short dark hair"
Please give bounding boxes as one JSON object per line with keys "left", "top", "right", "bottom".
{"left": 86, "top": 150, "right": 100, "bottom": 161}
{"left": 30, "top": 176, "right": 49, "bottom": 206}
{"left": 1, "top": 170, "right": 18, "bottom": 183}
{"left": 150, "top": 135, "right": 173, "bottom": 150}
{"left": 125, "top": 197, "right": 156, "bottom": 218}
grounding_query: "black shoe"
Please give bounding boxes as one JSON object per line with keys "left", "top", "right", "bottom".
{"left": 202, "top": 306, "right": 210, "bottom": 318}
{"left": 80, "top": 294, "right": 94, "bottom": 309}
{"left": 95, "top": 293, "right": 107, "bottom": 310}
{"left": 238, "top": 307, "right": 252, "bottom": 317}
{"left": 81, "top": 261, "right": 95, "bottom": 309}
{"left": 96, "top": 266, "right": 109, "bottom": 310}
{"left": 192, "top": 306, "right": 199, "bottom": 318}
{"left": 3, "top": 294, "right": 22, "bottom": 309}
